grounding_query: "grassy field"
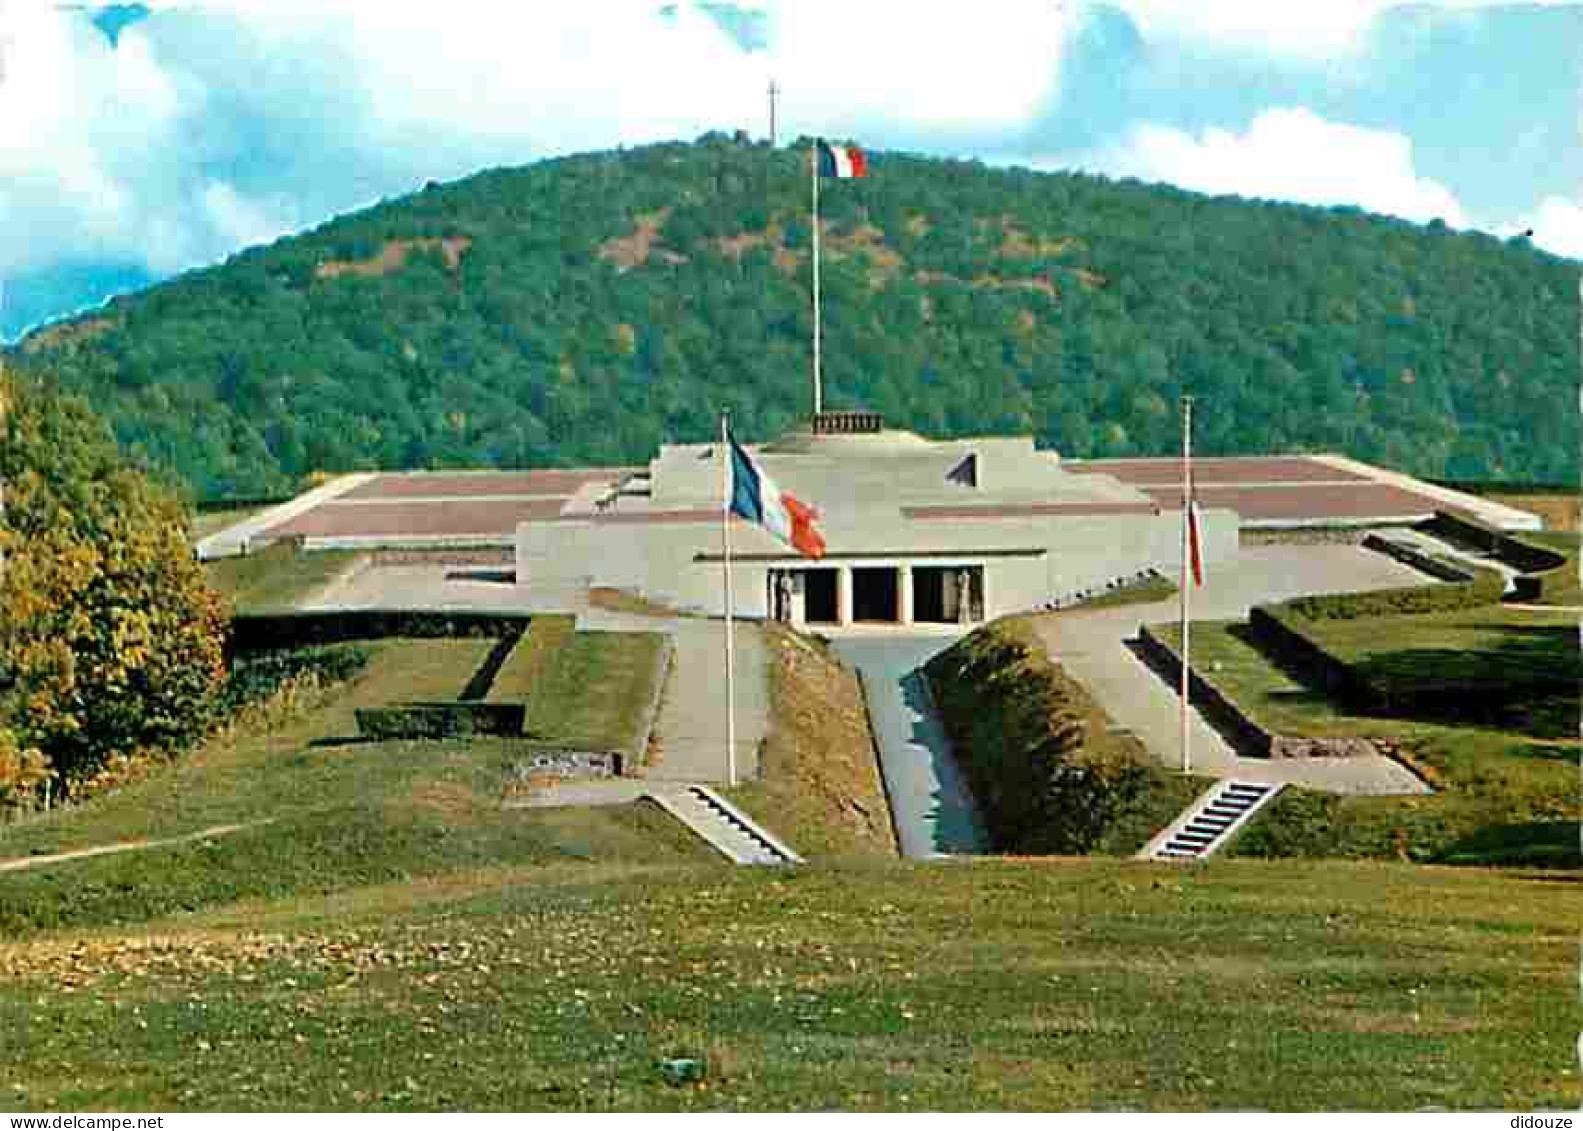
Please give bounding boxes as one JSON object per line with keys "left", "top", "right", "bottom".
{"left": 0, "top": 639, "right": 707, "bottom": 935}
{"left": 205, "top": 544, "right": 365, "bottom": 612}
{"left": 727, "top": 625, "right": 898, "bottom": 860}
{"left": 0, "top": 857, "right": 1573, "bottom": 1110}
{"left": 519, "top": 631, "right": 668, "bottom": 754}
{"left": 0, "top": 624, "right": 1577, "bottom": 1110}
{"left": 1152, "top": 617, "right": 1579, "bottom": 866}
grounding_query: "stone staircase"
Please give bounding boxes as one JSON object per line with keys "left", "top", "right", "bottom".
{"left": 646, "top": 785, "right": 804, "bottom": 866}
{"left": 1138, "top": 779, "right": 1283, "bottom": 861}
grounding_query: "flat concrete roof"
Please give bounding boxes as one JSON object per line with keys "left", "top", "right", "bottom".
{"left": 218, "top": 448, "right": 1541, "bottom": 553}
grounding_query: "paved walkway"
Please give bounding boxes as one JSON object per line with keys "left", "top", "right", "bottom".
{"left": 831, "top": 636, "right": 989, "bottom": 857}
{"left": 1031, "top": 545, "right": 1434, "bottom": 795}
{"left": 645, "top": 620, "right": 770, "bottom": 785}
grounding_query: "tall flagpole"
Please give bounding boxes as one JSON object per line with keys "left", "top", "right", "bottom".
{"left": 811, "top": 143, "right": 822, "bottom": 418}
{"left": 720, "top": 410, "right": 738, "bottom": 788}
{"left": 1179, "top": 395, "right": 1194, "bottom": 775}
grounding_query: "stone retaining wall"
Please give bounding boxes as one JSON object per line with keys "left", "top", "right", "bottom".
{"left": 1136, "top": 626, "right": 1381, "bottom": 761}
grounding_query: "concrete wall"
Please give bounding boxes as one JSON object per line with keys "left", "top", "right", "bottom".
{"left": 516, "top": 504, "right": 1238, "bottom": 622}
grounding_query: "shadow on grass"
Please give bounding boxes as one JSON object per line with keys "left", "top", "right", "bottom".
{"left": 460, "top": 634, "right": 523, "bottom": 701}
{"left": 1435, "top": 821, "right": 1581, "bottom": 869}
{"left": 445, "top": 568, "right": 516, "bottom": 584}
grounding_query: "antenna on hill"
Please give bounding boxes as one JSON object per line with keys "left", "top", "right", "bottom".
{"left": 767, "top": 78, "right": 778, "bottom": 147}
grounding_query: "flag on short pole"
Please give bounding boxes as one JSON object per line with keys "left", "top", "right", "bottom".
{"left": 817, "top": 140, "right": 867, "bottom": 179}
{"left": 727, "top": 429, "right": 826, "bottom": 558}
{"left": 1187, "top": 499, "right": 1205, "bottom": 587}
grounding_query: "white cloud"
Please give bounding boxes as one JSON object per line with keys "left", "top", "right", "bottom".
{"left": 1508, "top": 196, "right": 1583, "bottom": 260}
{"left": 0, "top": 0, "right": 1074, "bottom": 286}
{"left": 1087, "top": 108, "right": 1469, "bottom": 227}
{"left": 1112, "top": 0, "right": 1578, "bottom": 58}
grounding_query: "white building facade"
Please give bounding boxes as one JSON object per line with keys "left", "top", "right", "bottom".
{"left": 517, "top": 416, "right": 1237, "bottom": 628}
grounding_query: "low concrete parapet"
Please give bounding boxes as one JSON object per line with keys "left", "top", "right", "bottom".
{"left": 1136, "top": 625, "right": 1384, "bottom": 762}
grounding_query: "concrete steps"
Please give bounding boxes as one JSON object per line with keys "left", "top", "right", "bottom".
{"left": 645, "top": 785, "right": 803, "bottom": 866}
{"left": 1138, "top": 779, "right": 1283, "bottom": 861}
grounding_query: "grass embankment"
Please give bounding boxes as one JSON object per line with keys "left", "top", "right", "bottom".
{"left": 1508, "top": 529, "right": 1581, "bottom": 605}
{"left": 1070, "top": 573, "right": 1177, "bottom": 610}
{"left": 1484, "top": 491, "right": 1578, "bottom": 533}
{"left": 728, "top": 625, "right": 897, "bottom": 860}
{"left": 1152, "top": 613, "right": 1580, "bottom": 866}
{"left": 205, "top": 544, "right": 365, "bottom": 612}
{"left": 927, "top": 617, "right": 1210, "bottom": 855}
{"left": 485, "top": 614, "right": 667, "bottom": 755}
{"left": 0, "top": 638, "right": 708, "bottom": 934}
{"left": 0, "top": 858, "right": 1574, "bottom": 1111}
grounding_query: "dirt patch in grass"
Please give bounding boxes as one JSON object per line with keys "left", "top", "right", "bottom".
{"left": 598, "top": 209, "right": 687, "bottom": 271}
{"left": 729, "top": 625, "right": 897, "bottom": 860}
{"left": 314, "top": 237, "right": 472, "bottom": 280}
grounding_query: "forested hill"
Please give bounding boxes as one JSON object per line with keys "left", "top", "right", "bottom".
{"left": 13, "top": 133, "right": 1580, "bottom": 498}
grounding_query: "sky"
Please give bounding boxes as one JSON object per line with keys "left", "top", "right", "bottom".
{"left": 0, "top": 0, "right": 1579, "bottom": 336}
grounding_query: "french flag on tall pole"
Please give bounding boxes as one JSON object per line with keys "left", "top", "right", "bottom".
{"left": 810, "top": 140, "right": 867, "bottom": 419}
{"left": 727, "top": 426, "right": 827, "bottom": 559}
{"left": 817, "top": 140, "right": 867, "bottom": 179}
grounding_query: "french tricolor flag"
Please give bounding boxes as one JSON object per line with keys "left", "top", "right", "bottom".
{"left": 1187, "top": 500, "right": 1205, "bottom": 587}
{"left": 817, "top": 140, "right": 867, "bottom": 179}
{"left": 728, "top": 430, "right": 826, "bottom": 559}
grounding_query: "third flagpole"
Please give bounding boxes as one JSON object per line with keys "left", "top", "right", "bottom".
{"left": 721, "top": 411, "right": 737, "bottom": 788}
{"left": 1180, "top": 395, "right": 1194, "bottom": 775}
{"left": 811, "top": 142, "right": 822, "bottom": 417}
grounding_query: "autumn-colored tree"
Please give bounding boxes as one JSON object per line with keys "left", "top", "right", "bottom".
{"left": 0, "top": 370, "right": 227, "bottom": 799}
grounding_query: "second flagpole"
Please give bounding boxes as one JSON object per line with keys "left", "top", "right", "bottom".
{"left": 1179, "top": 395, "right": 1193, "bottom": 775}
{"left": 811, "top": 142, "right": 822, "bottom": 417}
{"left": 720, "top": 410, "right": 738, "bottom": 788}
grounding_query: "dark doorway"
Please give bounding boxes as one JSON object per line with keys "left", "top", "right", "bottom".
{"left": 913, "top": 565, "right": 981, "bottom": 624}
{"left": 913, "top": 566, "right": 950, "bottom": 623}
{"left": 803, "top": 568, "right": 838, "bottom": 624}
{"left": 853, "top": 567, "right": 900, "bottom": 623}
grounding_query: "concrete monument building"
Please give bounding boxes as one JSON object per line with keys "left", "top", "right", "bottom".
{"left": 515, "top": 412, "right": 1237, "bottom": 627}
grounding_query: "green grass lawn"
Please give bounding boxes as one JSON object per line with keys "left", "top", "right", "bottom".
{"left": 0, "top": 639, "right": 707, "bottom": 934}
{"left": 519, "top": 631, "right": 668, "bottom": 755}
{"left": 486, "top": 615, "right": 576, "bottom": 702}
{"left": 0, "top": 630, "right": 1577, "bottom": 1110}
{"left": 1152, "top": 616, "right": 1580, "bottom": 866}
{"left": 1074, "top": 573, "right": 1178, "bottom": 610}
{"left": 1510, "top": 529, "right": 1581, "bottom": 605}
{"left": 205, "top": 544, "right": 365, "bottom": 612}
{"left": 0, "top": 857, "right": 1573, "bottom": 1111}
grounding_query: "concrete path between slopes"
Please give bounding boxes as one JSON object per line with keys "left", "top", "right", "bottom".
{"left": 645, "top": 619, "right": 770, "bottom": 785}
{"left": 831, "top": 636, "right": 989, "bottom": 858}
{"left": 1031, "top": 545, "right": 1434, "bottom": 795}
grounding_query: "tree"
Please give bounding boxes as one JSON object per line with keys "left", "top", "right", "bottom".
{"left": 0, "top": 370, "right": 227, "bottom": 800}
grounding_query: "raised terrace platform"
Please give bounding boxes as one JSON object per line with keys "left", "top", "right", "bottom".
{"left": 198, "top": 451, "right": 1538, "bottom": 560}
{"left": 1062, "top": 453, "right": 1539, "bottom": 530}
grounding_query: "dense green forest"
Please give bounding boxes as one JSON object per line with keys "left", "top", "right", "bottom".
{"left": 12, "top": 133, "right": 1579, "bottom": 498}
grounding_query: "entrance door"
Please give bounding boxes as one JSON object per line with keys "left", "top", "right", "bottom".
{"left": 852, "top": 567, "right": 901, "bottom": 623}
{"left": 803, "top": 568, "right": 838, "bottom": 625}
{"left": 912, "top": 565, "right": 982, "bottom": 624}
{"left": 912, "top": 566, "right": 950, "bottom": 623}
